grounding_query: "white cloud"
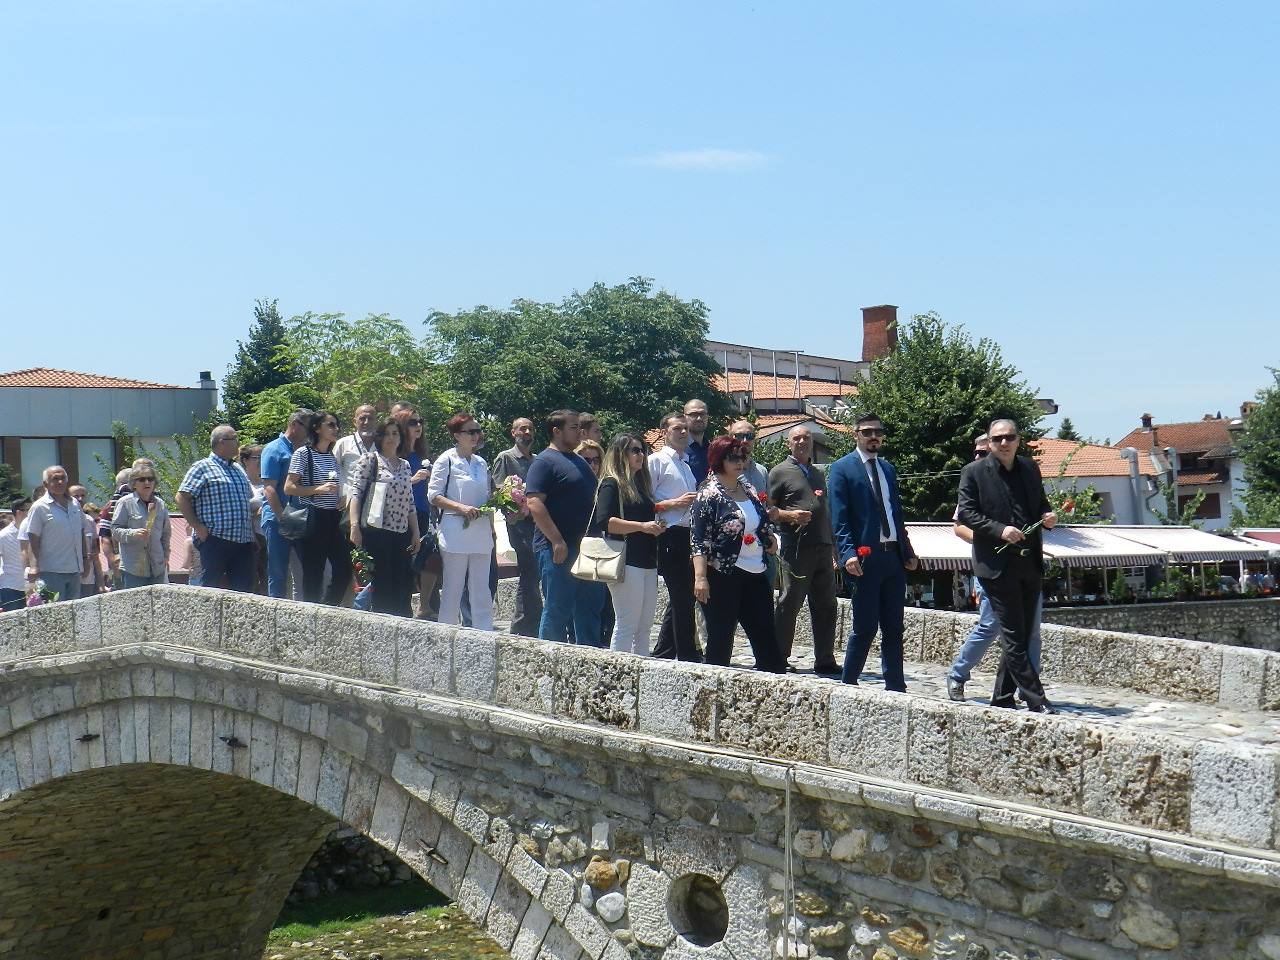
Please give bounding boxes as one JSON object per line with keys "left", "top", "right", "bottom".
{"left": 627, "top": 148, "right": 769, "bottom": 172}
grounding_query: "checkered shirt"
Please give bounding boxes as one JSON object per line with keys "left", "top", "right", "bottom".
{"left": 178, "top": 454, "right": 254, "bottom": 543}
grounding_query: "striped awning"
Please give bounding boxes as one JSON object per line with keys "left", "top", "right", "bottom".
{"left": 1105, "top": 526, "right": 1274, "bottom": 563}
{"left": 1042, "top": 526, "right": 1166, "bottom": 568}
{"left": 903, "top": 523, "right": 973, "bottom": 571}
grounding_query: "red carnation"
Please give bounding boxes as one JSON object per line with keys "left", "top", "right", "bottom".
{"left": 857, "top": 545, "right": 872, "bottom": 558}
{"left": 757, "top": 492, "right": 769, "bottom": 505}
{"left": 743, "top": 534, "right": 757, "bottom": 545}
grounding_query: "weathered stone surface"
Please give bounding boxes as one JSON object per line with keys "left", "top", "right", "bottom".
{"left": 1119, "top": 900, "right": 1179, "bottom": 949}
{"left": 948, "top": 709, "right": 1086, "bottom": 812}
{"left": 827, "top": 687, "right": 908, "bottom": 779}
{"left": 1219, "top": 646, "right": 1269, "bottom": 709}
{"left": 717, "top": 671, "right": 829, "bottom": 763}
{"left": 396, "top": 621, "right": 455, "bottom": 695}
{"left": 151, "top": 586, "right": 220, "bottom": 648}
{"left": 554, "top": 646, "right": 639, "bottom": 730}
{"left": 220, "top": 594, "right": 279, "bottom": 661}
{"left": 453, "top": 628, "right": 498, "bottom": 702}
{"left": 905, "top": 696, "right": 954, "bottom": 787}
{"left": 627, "top": 863, "right": 674, "bottom": 947}
{"left": 595, "top": 890, "right": 625, "bottom": 923}
{"left": 495, "top": 637, "right": 557, "bottom": 714}
{"left": 637, "top": 660, "right": 718, "bottom": 741}
{"left": 1190, "top": 741, "right": 1279, "bottom": 846}
{"left": 583, "top": 856, "right": 618, "bottom": 890}
{"left": 1082, "top": 729, "right": 1192, "bottom": 833}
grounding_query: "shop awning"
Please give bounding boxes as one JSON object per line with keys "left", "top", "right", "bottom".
{"left": 1105, "top": 525, "right": 1274, "bottom": 563}
{"left": 1042, "top": 526, "right": 1166, "bottom": 568}
{"left": 903, "top": 523, "right": 973, "bottom": 571}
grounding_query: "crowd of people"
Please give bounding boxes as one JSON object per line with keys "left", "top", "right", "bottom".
{"left": 0, "top": 399, "right": 1060, "bottom": 712}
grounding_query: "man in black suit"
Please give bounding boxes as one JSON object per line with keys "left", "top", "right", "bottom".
{"left": 768, "top": 426, "right": 840, "bottom": 675}
{"left": 956, "top": 418, "right": 1057, "bottom": 713}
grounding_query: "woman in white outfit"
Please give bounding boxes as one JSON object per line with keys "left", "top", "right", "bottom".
{"left": 428, "top": 412, "right": 495, "bottom": 630}
{"left": 591, "top": 433, "right": 665, "bottom": 654}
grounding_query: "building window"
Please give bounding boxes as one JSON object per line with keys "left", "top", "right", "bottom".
{"left": 1179, "top": 492, "right": 1222, "bottom": 520}
{"left": 19, "top": 438, "right": 58, "bottom": 493}
{"left": 77, "top": 438, "right": 116, "bottom": 488}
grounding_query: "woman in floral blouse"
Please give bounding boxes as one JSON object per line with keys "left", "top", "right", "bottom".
{"left": 349, "top": 417, "right": 421, "bottom": 617}
{"left": 690, "top": 435, "right": 786, "bottom": 672}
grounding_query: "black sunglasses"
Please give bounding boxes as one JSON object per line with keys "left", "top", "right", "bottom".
{"left": 857, "top": 428, "right": 886, "bottom": 437}
{"left": 733, "top": 432, "right": 756, "bottom": 441}
{"left": 456, "top": 427, "right": 483, "bottom": 436}
{"left": 627, "top": 446, "right": 645, "bottom": 455}
{"left": 406, "top": 418, "right": 423, "bottom": 427}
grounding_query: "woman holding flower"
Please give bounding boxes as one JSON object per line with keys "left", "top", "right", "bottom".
{"left": 428, "top": 413, "right": 495, "bottom": 630}
{"left": 690, "top": 435, "right": 785, "bottom": 672}
{"left": 110, "top": 462, "right": 172, "bottom": 588}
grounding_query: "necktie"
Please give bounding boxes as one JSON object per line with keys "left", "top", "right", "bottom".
{"left": 867, "top": 458, "right": 892, "bottom": 539}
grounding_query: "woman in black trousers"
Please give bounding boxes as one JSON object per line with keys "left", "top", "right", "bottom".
{"left": 349, "top": 418, "right": 421, "bottom": 616}
{"left": 284, "top": 411, "right": 351, "bottom": 605}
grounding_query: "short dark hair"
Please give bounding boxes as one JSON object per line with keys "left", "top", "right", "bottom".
{"left": 288, "top": 408, "right": 314, "bottom": 428}
{"left": 9, "top": 497, "right": 30, "bottom": 514}
{"left": 546, "top": 410, "right": 578, "bottom": 435}
{"left": 578, "top": 413, "right": 598, "bottom": 428}
{"left": 707, "top": 434, "right": 749, "bottom": 474}
{"left": 660, "top": 412, "right": 687, "bottom": 431}
{"left": 373, "top": 417, "right": 402, "bottom": 450}
{"left": 446, "top": 412, "right": 476, "bottom": 434}
{"left": 855, "top": 412, "right": 883, "bottom": 428}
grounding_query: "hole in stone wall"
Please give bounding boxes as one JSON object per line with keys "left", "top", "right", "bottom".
{"left": 666, "top": 872, "right": 729, "bottom": 947}
{"left": 96, "top": 908, "right": 111, "bottom": 921}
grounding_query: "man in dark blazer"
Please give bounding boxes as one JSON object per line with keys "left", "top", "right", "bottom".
{"left": 956, "top": 418, "right": 1057, "bottom": 712}
{"left": 769, "top": 426, "right": 840, "bottom": 675}
{"left": 828, "top": 413, "right": 918, "bottom": 691}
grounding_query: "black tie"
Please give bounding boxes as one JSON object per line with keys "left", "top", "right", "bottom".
{"left": 867, "top": 458, "right": 892, "bottom": 539}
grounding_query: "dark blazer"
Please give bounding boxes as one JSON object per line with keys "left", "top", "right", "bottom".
{"left": 767, "top": 457, "right": 832, "bottom": 553}
{"left": 827, "top": 452, "right": 916, "bottom": 567}
{"left": 957, "top": 454, "right": 1051, "bottom": 579}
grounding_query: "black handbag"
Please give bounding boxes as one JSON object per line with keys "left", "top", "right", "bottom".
{"left": 279, "top": 448, "right": 315, "bottom": 540}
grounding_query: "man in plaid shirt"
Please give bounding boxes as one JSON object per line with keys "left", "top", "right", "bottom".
{"left": 177, "top": 425, "right": 255, "bottom": 592}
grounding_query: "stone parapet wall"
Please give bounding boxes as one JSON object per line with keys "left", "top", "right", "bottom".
{"left": 3, "top": 587, "right": 1278, "bottom": 859}
{"left": 1041, "top": 598, "right": 1280, "bottom": 651}
{"left": 3, "top": 640, "right": 1280, "bottom": 958}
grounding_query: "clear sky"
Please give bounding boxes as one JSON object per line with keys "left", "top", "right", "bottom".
{"left": 2, "top": 1, "right": 1276, "bottom": 442}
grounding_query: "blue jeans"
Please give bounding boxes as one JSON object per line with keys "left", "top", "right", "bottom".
{"left": 261, "top": 517, "right": 296, "bottom": 599}
{"left": 38, "top": 572, "right": 81, "bottom": 603}
{"left": 120, "top": 573, "right": 164, "bottom": 590}
{"left": 196, "top": 536, "right": 255, "bottom": 593}
{"left": 1, "top": 587, "right": 26, "bottom": 611}
{"left": 949, "top": 581, "right": 1042, "bottom": 683}
{"left": 536, "top": 547, "right": 603, "bottom": 644}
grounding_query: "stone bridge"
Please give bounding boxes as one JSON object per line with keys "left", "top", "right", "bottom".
{"left": 1, "top": 588, "right": 1279, "bottom": 960}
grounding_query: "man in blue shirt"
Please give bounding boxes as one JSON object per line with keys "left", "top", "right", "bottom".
{"left": 683, "top": 399, "right": 711, "bottom": 483}
{"left": 525, "top": 410, "right": 601, "bottom": 644}
{"left": 177, "top": 425, "right": 256, "bottom": 593}
{"left": 259, "top": 409, "right": 313, "bottom": 598}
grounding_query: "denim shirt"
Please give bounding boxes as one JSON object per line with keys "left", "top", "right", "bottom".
{"left": 690, "top": 475, "right": 777, "bottom": 572}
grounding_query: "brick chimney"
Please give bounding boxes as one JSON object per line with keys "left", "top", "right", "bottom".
{"left": 861, "top": 305, "right": 898, "bottom": 361}
{"left": 1140, "top": 413, "right": 1153, "bottom": 431}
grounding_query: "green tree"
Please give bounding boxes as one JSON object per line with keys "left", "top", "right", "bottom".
{"left": 1236, "top": 368, "right": 1280, "bottom": 526}
{"left": 428, "top": 277, "right": 733, "bottom": 443}
{"left": 222, "top": 299, "right": 297, "bottom": 427}
{"left": 1042, "top": 443, "right": 1110, "bottom": 523}
{"left": 0, "top": 463, "right": 21, "bottom": 504}
{"left": 1056, "top": 417, "right": 1083, "bottom": 441}
{"left": 845, "top": 312, "right": 1046, "bottom": 520}
{"left": 239, "top": 383, "right": 328, "bottom": 445}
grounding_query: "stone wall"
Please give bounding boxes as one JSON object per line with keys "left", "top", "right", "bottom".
{"left": 3, "top": 588, "right": 1280, "bottom": 959}
{"left": 1041, "top": 598, "right": 1280, "bottom": 651}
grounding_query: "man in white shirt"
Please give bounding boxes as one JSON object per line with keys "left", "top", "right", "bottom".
{"left": 0, "top": 498, "right": 31, "bottom": 610}
{"left": 334, "top": 403, "right": 379, "bottom": 505}
{"left": 648, "top": 412, "right": 700, "bottom": 660}
{"left": 25, "top": 466, "right": 90, "bottom": 602}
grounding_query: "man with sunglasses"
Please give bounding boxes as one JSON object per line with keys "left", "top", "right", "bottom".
{"left": 947, "top": 433, "right": 1043, "bottom": 701}
{"left": 828, "top": 413, "right": 918, "bottom": 691}
{"left": 957, "top": 419, "right": 1057, "bottom": 713}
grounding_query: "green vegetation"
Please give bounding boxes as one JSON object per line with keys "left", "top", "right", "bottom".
{"left": 266, "top": 882, "right": 447, "bottom": 943}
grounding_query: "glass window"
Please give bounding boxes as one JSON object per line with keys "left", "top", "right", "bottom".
{"left": 19, "top": 438, "right": 58, "bottom": 494}
{"left": 77, "top": 438, "right": 116, "bottom": 489}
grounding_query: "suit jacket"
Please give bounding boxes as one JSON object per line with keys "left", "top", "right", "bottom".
{"left": 957, "top": 454, "right": 1051, "bottom": 579}
{"left": 827, "top": 452, "right": 916, "bottom": 567}
{"left": 767, "top": 457, "right": 832, "bottom": 556}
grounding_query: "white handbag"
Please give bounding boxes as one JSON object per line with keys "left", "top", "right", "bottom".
{"left": 571, "top": 536, "right": 627, "bottom": 583}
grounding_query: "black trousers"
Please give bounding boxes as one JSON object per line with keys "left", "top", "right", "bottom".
{"left": 299, "top": 508, "right": 353, "bottom": 605}
{"left": 506, "top": 520, "right": 542, "bottom": 637}
{"left": 654, "top": 526, "right": 699, "bottom": 661}
{"left": 702, "top": 565, "right": 785, "bottom": 672}
{"left": 979, "top": 555, "right": 1048, "bottom": 708}
{"left": 774, "top": 542, "right": 839, "bottom": 666}
{"left": 362, "top": 525, "right": 413, "bottom": 617}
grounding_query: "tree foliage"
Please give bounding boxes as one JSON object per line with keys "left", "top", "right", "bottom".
{"left": 222, "top": 299, "right": 297, "bottom": 427}
{"left": 845, "top": 312, "right": 1046, "bottom": 520}
{"left": 1042, "top": 444, "right": 1110, "bottom": 524}
{"left": 1236, "top": 368, "right": 1280, "bottom": 526}
{"left": 0, "top": 463, "right": 21, "bottom": 504}
{"left": 1056, "top": 417, "right": 1083, "bottom": 441}
{"left": 428, "top": 277, "right": 733, "bottom": 443}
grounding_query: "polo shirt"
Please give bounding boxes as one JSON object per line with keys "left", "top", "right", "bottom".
{"left": 259, "top": 433, "right": 296, "bottom": 524}
{"left": 26, "top": 494, "right": 85, "bottom": 575}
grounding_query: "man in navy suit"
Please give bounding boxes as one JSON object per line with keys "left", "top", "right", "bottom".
{"left": 828, "top": 413, "right": 918, "bottom": 691}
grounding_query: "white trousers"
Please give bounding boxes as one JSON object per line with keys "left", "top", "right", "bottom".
{"left": 608, "top": 565, "right": 658, "bottom": 656}
{"left": 439, "top": 551, "right": 493, "bottom": 631}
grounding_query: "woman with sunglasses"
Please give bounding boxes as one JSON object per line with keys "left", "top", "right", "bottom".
{"left": 690, "top": 435, "right": 786, "bottom": 672}
{"left": 591, "top": 434, "right": 665, "bottom": 655}
{"left": 284, "top": 411, "right": 352, "bottom": 605}
{"left": 428, "top": 412, "right": 495, "bottom": 630}
{"left": 397, "top": 408, "right": 441, "bottom": 619}
{"left": 110, "top": 460, "right": 172, "bottom": 588}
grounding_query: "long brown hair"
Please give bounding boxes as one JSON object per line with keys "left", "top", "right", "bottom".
{"left": 598, "top": 433, "right": 653, "bottom": 505}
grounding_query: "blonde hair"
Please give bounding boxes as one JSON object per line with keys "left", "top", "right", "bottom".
{"left": 575, "top": 439, "right": 604, "bottom": 462}
{"left": 598, "top": 434, "right": 653, "bottom": 505}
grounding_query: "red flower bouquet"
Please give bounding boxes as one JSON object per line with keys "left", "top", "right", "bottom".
{"left": 857, "top": 545, "right": 872, "bottom": 559}
{"left": 743, "top": 534, "right": 757, "bottom": 545}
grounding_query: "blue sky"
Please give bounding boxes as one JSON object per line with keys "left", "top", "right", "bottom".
{"left": 2, "top": 1, "right": 1276, "bottom": 442}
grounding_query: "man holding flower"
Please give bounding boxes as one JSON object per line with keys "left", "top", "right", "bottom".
{"left": 956, "top": 418, "right": 1057, "bottom": 713}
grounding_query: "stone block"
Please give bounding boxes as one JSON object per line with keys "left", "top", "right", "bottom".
{"left": 919, "top": 612, "right": 960, "bottom": 666}
{"left": 275, "top": 603, "right": 318, "bottom": 670}
{"left": 0, "top": 609, "right": 29, "bottom": 661}
{"left": 220, "top": 594, "right": 279, "bottom": 662}
{"left": 396, "top": 621, "right": 456, "bottom": 696}
{"left": 716, "top": 671, "right": 829, "bottom": 763}
{"left": 537, "top": 921, "right": 586, "bottom": 960}
{"left": 454, "top": 628, "right": 499, "bottom": 702}
{"left": 554, "top": 646, "right": 639, "bottom": 731}
{"left": 309, "top": 608, "right": 366, "bottom": 680}
{"left": 272, "top": 724, "right": 300, "bottom": 794}
{"left": 249, "top": 715, "right": 276, "bottom": 786}
{"left": 899, "top": 607, "right": 926, "bottom": 661}
{"left": 626, "top": 863, "right": 674, "bottom": 948}
{"left": 72, "top": 596, "right": 102, "bottom": 649}
{"left": 1058, "top": 629, "right": 1136, "bottom": 690}
{"left": 392, "top": 750, "right": 436, "bottom": 802}
{"left": 1033, "top": 622, "right": 1069, "bottom": 681}
{"left": 369, "top": 778, "right": 410, "bottom": 851}
{"left": 655, "top": 822, "right": 736, "bottom": 882}
{"left": 494, "top": 637, "right": 558, "bottom": 714}
{"left": 1219, "top": 646, "right": 1269, "bottom": 710}
{"left": 826, "top": 686, "right": 908, "bottom": 780}
{"left": 1082, "top": 729, "right": 1191, "bottom": 833}
{"left": 362, "top": 615, "right": 399, "bottom": 685}
{"left": 1124, "top": 636, "right": 1222, "bottom": 704}
{"left": 149, "top": 585, "right": 219, "bottom": 648}
{"left": 637, "top": 660, "right": 719, "bottom": 741}
{"left": 343, "top": 766, "right": 381, "bottom": 832}
{"left": 948, "top": 709, "right": 1087, "bottom": 813}
{"left": 315, "top": 744, "right": 352, "bottom": 817}
{"left": 97, "top": 589, "right": 151, "bottom": 646}
{"left": 719, "top": 863, "right": 771, "bottom": 959}
{"left": 563, "top": 902, "right": 610, "bottom": 960}
{"left": 1190, "top": 741, "right": 1279, "bottom": 847}
{"left": 511, "top": 900, "right": 553, "bottom": 960}
{"left": 26, "top": 604, "right": 76, "bottom": 656}
{"left": 905, "top": 696, "right": 955, "bottom": 788}
{"left": 428, "top": 820, "right": 475, "bottom": 901}
{"left": 487, "top": 869, "right": 532, "bottom": 951}
{"left": 326, "top": 712, "right": 369, "bottom": 760}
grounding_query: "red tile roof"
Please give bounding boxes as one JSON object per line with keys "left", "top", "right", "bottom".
{"left": 0, "top": 367, "right": 183, "bottom": 389}
{"left": 1114, "top": 417, "right": 1233, "bottom": 454}
{"left": 1174, "top": 470, "right": 1225, "bottom": 486}
{"left": 713, "top": 372, "right": 858, "bottom": 401}
{"left": 1030, "top": 438, "right": 1159, "bottom": 478}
